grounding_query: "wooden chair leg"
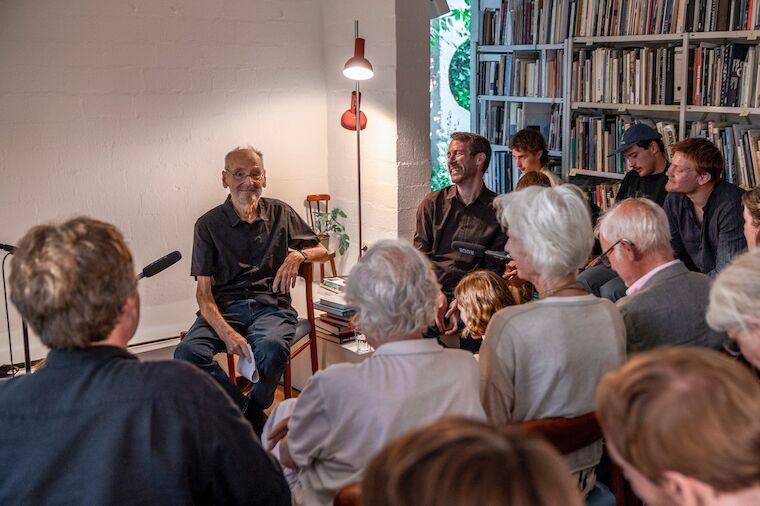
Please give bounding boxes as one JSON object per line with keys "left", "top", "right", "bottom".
{"left": 226, "top": 353, "right": 237, "bottom": 386}
{"left": 320, "top": 263, "right": 325, "bottom": 280}
{"left": 309, "top": 330, "right": 319, "bottom": 374}
{"left": 329, "top": 258, "right": 337, "bottom": 277}
{"left": 284, "top": 361, "right": 293, "bottom": 399}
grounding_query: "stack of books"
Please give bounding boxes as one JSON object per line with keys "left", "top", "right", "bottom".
{"left": 313, "top": 277, "right": 357, "bottom": 344}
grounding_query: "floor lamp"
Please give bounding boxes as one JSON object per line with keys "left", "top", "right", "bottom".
{"left": 342, "top": 20, "right": 373, "bottom": 259}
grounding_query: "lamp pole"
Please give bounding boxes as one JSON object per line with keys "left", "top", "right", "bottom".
{"left": 353, "top": 20, "right": 363, "bottom": 259}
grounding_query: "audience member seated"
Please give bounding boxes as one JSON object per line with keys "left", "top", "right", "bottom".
{"left": 363, "top": 418, "right": 583, "bottom": 506}
{"left": 0, "top": 217, "right": 290, "bottom": 505}
{"left": 707, "top": 248, "right": 760, "bottom": 369}
{"left": 663, "top": 138, "right": 746, "bottom": 277}
{"left": 578, "top": 124, "right": 670, "bottom": 302}
{"left": 597, "top": 198, "right": 725, "bottom": 352}
{"left": 480, "top": 185, "right": 626, "bottom": 496}
{"left": 454, "top": 270, "right": 515, "bottom": 354}
{"left": 596, "top": 347, "right": 760, "bottom": 506}
{"left": 743, "top": 187, "right": 760, "bottom": 249}
{"left": 510, "top": 128, "right": 561, "bottom": 186}
{"left": 514, "top": 169, "right": 551, "bottom": 190}
{"left": 174, "top": 146, "right": 328, "bottom": 434}
{"left": 263, "top": 239, "right": 485, "bottom": 506}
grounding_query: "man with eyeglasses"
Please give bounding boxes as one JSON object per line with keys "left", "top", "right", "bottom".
{"left": 578, "top": 124, "right": 670, "bottom": 302}
{"left": 595, "top": 198, "right": 725, "bottom": 353}
{"left": 663, "top": 137, "right": 746, "bottom": 277}
{"left": 175, "top": 146, "right": 329, "bottom": 435}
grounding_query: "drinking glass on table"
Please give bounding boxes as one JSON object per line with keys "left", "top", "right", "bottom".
{"left": 355, "top": 333, "right": 371, "bottom": 353}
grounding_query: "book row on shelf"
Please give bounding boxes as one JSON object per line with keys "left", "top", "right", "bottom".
{"left": 586, "top": 182, "right": 622, "bottom": 210}
{"left": 572, "top": 47, "right": 684, "bottom": 105}
{"left": 478, "top": 50, "right": 563, "bottom": 98}
{"left": 692, "top": 42, "right": 760, "bottom": 108}
{"left": 480, "top": 0, "right": 759, "bottom": 43}
{"left": 479, "top": 102, "right": 562, "bottom": 150}
{"left": 484, "top": 152, "right": 515, "bottom": 193}
{"left": 481, "top": 0, "right": 571, "bottom": 46}
{"left": 570, "top": 115, "right": 677, "bottom": 173}
{"left": 572, "top": 0, "right": 759, "bottom": 37}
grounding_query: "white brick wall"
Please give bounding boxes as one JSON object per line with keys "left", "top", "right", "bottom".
{"left": 0, "top": 0, "right": 430, "bottom": 364}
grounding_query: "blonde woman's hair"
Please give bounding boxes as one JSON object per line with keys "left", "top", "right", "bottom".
{"left": 707, "top": 248, "right": 760, "bottom": 333}
{"left": 363, "top": 418, "right": 583, "bottom": 506}
{"left": 455, "top": 270, "right": 514, "bottom": 338}
{"left": 596, "top": 347, "right": 760, "bottom": 492}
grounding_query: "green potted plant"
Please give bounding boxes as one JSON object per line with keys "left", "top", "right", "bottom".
{"left": 316, "top": 208, "right": 350, "bottom": 255}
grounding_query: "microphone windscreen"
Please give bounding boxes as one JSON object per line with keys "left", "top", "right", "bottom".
{"left": 452, "top": 241, "right": 486, "bottom": 258}
{"left": 141, "top": 250, "right": 182, "bottom": 278}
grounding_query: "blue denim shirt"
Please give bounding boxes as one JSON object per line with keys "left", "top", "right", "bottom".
{"left": 663, "top": 180, "right": 747, "bottom": 277}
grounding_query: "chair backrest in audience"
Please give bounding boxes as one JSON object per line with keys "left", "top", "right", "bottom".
{"left": 333, "top": 482, "right": 362, "bottom": 506}
{"left": 518, "top": 412, "right": 602, "bottom": 455}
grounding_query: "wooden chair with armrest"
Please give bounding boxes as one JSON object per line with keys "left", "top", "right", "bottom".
{"left": 306, "top": 194, "right": 338, "bottom": 279}
{"left": 179, "top": 260, "right": 319, "bottom": 399}
{"left": 517, "top": 412, "right": 639, "bottom": 506}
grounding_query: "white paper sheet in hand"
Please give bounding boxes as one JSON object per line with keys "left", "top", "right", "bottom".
{"left": 237, "top": 344, "right": 259, "bottom": 383}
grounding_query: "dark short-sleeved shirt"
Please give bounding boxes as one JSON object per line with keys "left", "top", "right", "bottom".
{"left": 663, "top": 181, "right": 747, "bottom": 277}
{"left": 615, "top": 164, "right": 669, "bottom": 205}
{"left": 192, "top": 196, "right": 318, "bottom": 308}
{"left": 414, "top": 184, "right": 506, "bottom": 296}
{"left": 0, "top": 346, "right": 291, "bottom": 505}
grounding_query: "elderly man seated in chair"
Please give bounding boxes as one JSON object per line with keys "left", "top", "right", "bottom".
{"left": 264, "top": 239, "right": 485, "bottom": 506}
{"left": 174, "top": 146, "right": 328, "bottom": 434}
{"left": 597, "top": 198, "right": 725, "bottom": 353}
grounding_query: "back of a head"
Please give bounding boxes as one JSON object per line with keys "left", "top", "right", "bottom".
{"left": 345, "top": 239, "right": 440, "bottom": 342}
{"left": 9, "top": 217, "right": 136, "bottom": 349}
{"left": 596, "top": 347, "right": 760, "bottom": 492}
{"left": 515, "top": 171, "right": 552, "bottom": 191}
{"left": 494, "top": 185, "right": 593, "bottom": 279}
{"left": 363, "top": 418, "right": 583, "bottom": 506}
{"left": 597, "top": 198, "right": 671, "bottom": 254}
{"left": 454, "top": 270, "right": 514, "bottom": 338}
{"left": 707, "top": 248, "right": 760, "bottom": 333}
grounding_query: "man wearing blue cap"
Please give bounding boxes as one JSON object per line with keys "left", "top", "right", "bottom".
{"left": 579, "top": 123, "right": 670, "bottom": 301}
{"left": 614, "top": 123, "right": 670, "bottom": 205}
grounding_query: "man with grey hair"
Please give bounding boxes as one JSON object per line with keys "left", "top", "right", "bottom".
{"left": 175, "top": 146, "right": 329, "bottom": 433}
{"left": 598, "top": 198, "right": 725, "bottom": 352}
{"left": 263, "top": 239, "right": 485, "bottom": 506}
{"left": 0, "top": 217, "right": 290, "bottom": 505}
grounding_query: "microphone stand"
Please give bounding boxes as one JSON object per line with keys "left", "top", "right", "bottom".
{"left": 21, "top": 321, "right": 30, "bottom": 374}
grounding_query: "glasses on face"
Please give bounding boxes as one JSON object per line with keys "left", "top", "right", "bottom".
{"left": 225, "top": 169, "right": 264, "bottom": 182}
{"left": 722, "top": 336, "right": 742, "bottom": 357}
{"left": 585, "top": 239, "right": 629, "bottom": 269}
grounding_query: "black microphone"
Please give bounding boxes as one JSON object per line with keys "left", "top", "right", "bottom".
{"left": 452, "top": 241, "right": 511, "bottom": 263}
{"left": 0, "top": 243, "right": 15, "bottom": 253}
{"left": 137, "top": 251, "right": 182, "bottom": 280}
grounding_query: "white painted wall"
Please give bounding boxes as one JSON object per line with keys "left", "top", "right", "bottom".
{"left": 0, "top": 0, "right": 329, "bottom": 362}
{"left": 0, "top": 0, "right": 430, "bottom": 365}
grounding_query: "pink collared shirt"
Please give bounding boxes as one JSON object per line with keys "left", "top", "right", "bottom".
{"left": 625, "top": 260, "right": 680, "bottom": 296}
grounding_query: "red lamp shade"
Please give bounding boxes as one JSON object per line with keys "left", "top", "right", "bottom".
{"left": 340, "top": 91, "right": 367, "bottom": 130}
{"left": 343, "top": 38, "right": 374, "bottom": 80}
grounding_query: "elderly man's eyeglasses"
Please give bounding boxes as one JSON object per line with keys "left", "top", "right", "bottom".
{"left": 225, "top": 169, "right": 265, "bottom": 182}
{"left": 584, "top": 239, "right": 631, "bottom": 269}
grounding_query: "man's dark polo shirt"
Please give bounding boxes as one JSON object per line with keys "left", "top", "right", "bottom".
{"left": 414, "top": 184, "right": 506, "bottom": 296}
{"left": 0, "top": 346, "right": 290, "bottom": 505}
{"left": 192, "top": 196, "right": 318, "bottom": 308}
{"left": 663, "top": 180, "right": 747, "bottom": 277}
{"left": 615, "top": 164, "right": 669, "bottom": 205}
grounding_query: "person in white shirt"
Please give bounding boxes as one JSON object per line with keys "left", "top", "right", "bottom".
{"left": 597, "top": 198, "right": 725, "bottom": 353}
{"left": 264, "top": 239, "right": 485, "bottom": 506}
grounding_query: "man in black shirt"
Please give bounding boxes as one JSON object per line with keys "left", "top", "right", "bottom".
{"left": 579, "top": 124, "right": 670, "bottom": 301}
{"left": 175, "top": 146, "right": 328, "bottom": 432}
{"left": 414, "top": 132, "right": 506, "bottom": 350}
{"left": 0, "top": 217, "right": 290, "bottom": 505}
{"left": 614, "top": 123, "right": 670, "bottom": 205}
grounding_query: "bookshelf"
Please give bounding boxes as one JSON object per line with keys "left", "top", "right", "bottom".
{"left": 471, "top": 0, "right": 568, "bottom": 193}
{"left": 472, "top": 0, "right": 760, "bottom": 199}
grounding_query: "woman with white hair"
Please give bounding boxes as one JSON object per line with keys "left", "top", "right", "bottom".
{"left": 480, "top": 185, "right": 626, "bottom": 496}
{"left": 263, "top": 239, "right": 485, "bottom": 506}
{"left": 707, "top": 248, "right": 760, "bottom": 369}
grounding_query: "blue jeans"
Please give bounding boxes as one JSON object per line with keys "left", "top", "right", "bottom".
{"left": 174, "top": 300, "right": 297, "bottom": 412}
